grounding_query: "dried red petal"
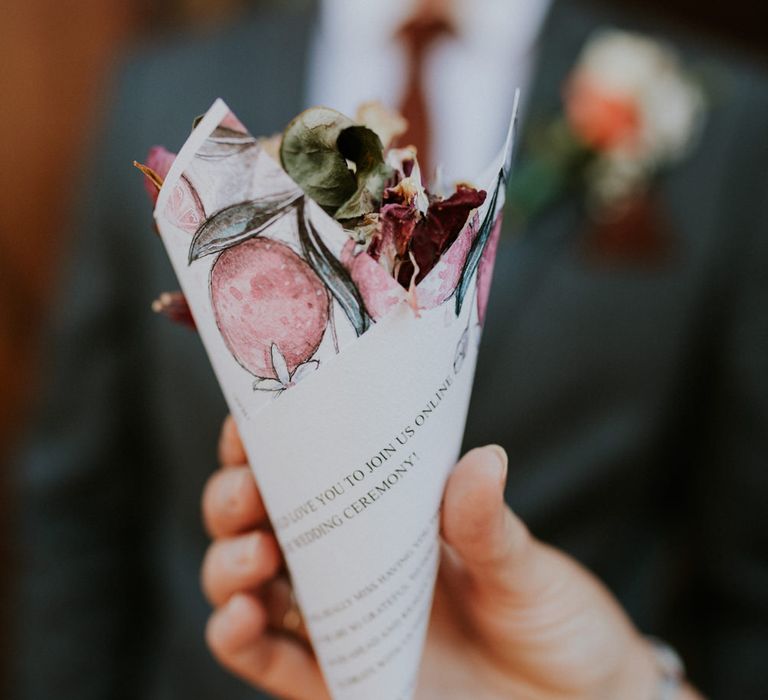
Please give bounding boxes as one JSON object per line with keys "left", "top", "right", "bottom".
{"left": 384, "top": 202, "right": 420, "bottom": 257}
{"left": 368, "top": 182, "right": 421, "bottom": 265}
{"left": 396, "top": 185, "right": 486, "bottom": 287}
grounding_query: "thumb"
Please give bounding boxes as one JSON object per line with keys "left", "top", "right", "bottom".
{"left": 442, "top": 445, "right": 539, "bottom": 600}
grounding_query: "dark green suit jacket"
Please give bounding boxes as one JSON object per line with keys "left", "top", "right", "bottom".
{"left": 10, "top": 1, "right": 768, "bottom": 698}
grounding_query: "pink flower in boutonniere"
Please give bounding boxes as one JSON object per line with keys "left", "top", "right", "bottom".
{"left": 564, "top": 30, "right": 706, "bottom": 211}
{"left": 565, "top": 76, "right": 641, "bottom": 153}
{"left": 507, "top": 29, "right": 706, "bottom": 228}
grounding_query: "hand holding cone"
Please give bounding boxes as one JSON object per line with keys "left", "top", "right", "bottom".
{"left": 203, "top": 419, "right": 669, "bottom": 700}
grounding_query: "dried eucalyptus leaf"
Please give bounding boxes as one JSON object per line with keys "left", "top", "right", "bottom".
{"left": 188, "top": 193, "right": 300, "bottom": 262}
{"left": 334, "top": 187, "right": 377, "bottom": 221}
{"left": 280, "top": 108, "right": 394, "bottom": 220}
{"left": 280, "top": 107, "right": 357, "bottom": 212}
{"left": 334, "top": 125, "right": 394, "bottom": 220}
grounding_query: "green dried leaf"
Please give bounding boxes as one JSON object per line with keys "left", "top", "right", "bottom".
{"left": 334, "top": 125, "right": 394, "bottom": 220}
{"left": 280, "top": 108, "right": 394, "bottom": 220}
{"left": 280, "top": 108, "right": 357, "bottom": 213}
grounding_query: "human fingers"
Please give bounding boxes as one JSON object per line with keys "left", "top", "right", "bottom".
{"left": 219, "top": 414, "right": 247, "bottom": 466}
{"left": 441, "top": 447, "right": 663, "bottom": 696}
{"left": 207, "top": 593, "right": 330, "bottom": 700}
{"left": 441, "top": 445, "right": 541, "bottom": 599}
{"left": 201, "top": 530, "right": 282, "bottom": 607}
{"left": 203, "top": 465, "right": 268, "bottom": 538}
{"left": 264, "top": 577, "right": 310, "bottom": 643}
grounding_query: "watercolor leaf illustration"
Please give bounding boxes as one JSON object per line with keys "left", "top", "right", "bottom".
{"left": 454, "top": 169, "right": 505, "bottom": 316}
{"left": 296, "top": 198, "right": 371, "bottom": 336}
{"left": 188, "top": 192, "right": 302, "bottom": 262}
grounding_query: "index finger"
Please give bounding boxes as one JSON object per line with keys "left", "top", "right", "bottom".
{"left": 219, "top": 415, "right": 247, "bottom": 467}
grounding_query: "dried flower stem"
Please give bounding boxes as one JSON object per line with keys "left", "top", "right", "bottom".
{"left": 133, "top": 160, "right": 164, "bottom": 192}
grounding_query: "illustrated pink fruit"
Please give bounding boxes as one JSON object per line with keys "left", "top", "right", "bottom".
{"left": 211, "top": 238, "right": 330, "bottom": 378}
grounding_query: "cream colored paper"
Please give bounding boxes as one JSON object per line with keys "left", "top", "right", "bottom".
{"left": 154, "top": 96, "right": 518, "bottom": 700}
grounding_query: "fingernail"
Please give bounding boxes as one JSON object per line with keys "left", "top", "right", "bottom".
{"left": 485, "top": 444, "right": 508, "bottom": 485}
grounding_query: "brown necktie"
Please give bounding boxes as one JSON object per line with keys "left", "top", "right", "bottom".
{"left": 396, "top": 1, "right": 455, "bottom": 179}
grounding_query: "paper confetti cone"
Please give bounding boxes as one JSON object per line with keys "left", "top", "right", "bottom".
{"left": 153, "top": 97, "right": 518, "bottom": 700}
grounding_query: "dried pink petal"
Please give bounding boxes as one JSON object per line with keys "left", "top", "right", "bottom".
{"left": 341, "top": 240, "right": 404, "bottom": 320}
{"left": 143, "top": 146, "right": 177, "bottom": 204}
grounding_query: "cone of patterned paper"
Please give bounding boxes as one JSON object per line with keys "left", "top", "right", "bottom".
{"left": 153, "top": 96, "right": 518, "bottom": 700}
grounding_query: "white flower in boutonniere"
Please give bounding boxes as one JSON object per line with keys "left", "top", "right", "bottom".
{"left": 565, "top": 30, "right": 706, "bottom": 212}
{"left": 508, "top": 29, "right": 707, "bottom": 226}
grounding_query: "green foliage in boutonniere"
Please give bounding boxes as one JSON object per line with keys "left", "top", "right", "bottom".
{"left": 508, "top": 29, "right": 706, "bottom": 227}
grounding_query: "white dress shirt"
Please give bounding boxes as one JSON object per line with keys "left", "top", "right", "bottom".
{"left": 307, "top": 0, "right": 552, "bottom": 184}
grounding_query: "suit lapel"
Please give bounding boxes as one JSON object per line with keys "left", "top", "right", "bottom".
{"left": 483, "top": 2, "right": 599, "bottom": 332}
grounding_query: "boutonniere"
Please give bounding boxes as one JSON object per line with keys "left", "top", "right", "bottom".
{"left": 509, "top": 28, "right": 706, "bottom": 253}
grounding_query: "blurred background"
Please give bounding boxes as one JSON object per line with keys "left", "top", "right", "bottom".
{"left": 0, "top": 1, "right": 254, "bottom": 689}
{"left": 0, "top": 0, "right": 765, "bottom": 694}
